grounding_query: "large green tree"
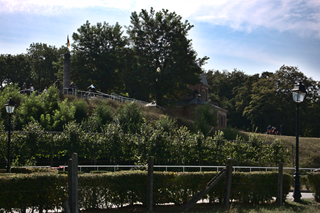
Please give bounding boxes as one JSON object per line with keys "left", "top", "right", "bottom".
{"left": 72, "top": 21, "right": 127, "bottom": 93}
{"left": 0, "top": 54, "right": 31, "bottom": 89}
{"left": 27, "top": 43, "right": 66, "bottom": 91}
{"left": 127, "top": 8, "right": 208, "bottom": 106}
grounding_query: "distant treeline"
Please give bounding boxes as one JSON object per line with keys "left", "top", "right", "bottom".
{"left": 205, "top": 65, "right": 320, "bottom": 136}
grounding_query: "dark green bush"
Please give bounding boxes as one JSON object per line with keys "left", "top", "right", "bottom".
{"left": 307, "top": 172, "right": 320, "bottom": 201}
{"left": 115, "top": 102, "right": 145, "bottom": 134}
{"left": 0, "top": 171, "right": 293, "bottom": 211}
{"left": 223, "top": 126, "right": 243, "bottom": 140}
{"left": 72, "top": 99, "right": 88, "bottom": 123}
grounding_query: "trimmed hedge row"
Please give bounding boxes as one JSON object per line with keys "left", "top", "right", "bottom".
{"left": 0, "top": 173, "right": 67, "bottom": 211}
{"left": 307, "top": 173, "right": 320, "bottom": 202}
{"left": 0, "top": 171, "right": 292, "bottom": 210}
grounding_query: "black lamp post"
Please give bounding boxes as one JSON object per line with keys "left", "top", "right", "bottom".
{"left": 5, "top": 97, "right": 15, "bottom": 173}
{"left": 291, "top": 82, "right": 306, "bottom": 202}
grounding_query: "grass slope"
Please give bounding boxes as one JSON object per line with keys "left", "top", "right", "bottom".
{"left": 242, "top": 132, "right": 320, "bottom": 168}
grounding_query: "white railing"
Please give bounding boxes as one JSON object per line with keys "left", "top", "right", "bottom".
{"left": 69, "top": 90, "right": 165, "bottom": 110}
{"left": 56, "top": 165, "right": 318, "bottom": 173}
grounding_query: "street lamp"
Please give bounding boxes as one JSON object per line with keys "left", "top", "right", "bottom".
{"left": 291, "top": 82, "right": 306, "bottom": 202}
{"left": 5, "top": 97, "right": 15, "bottom": 173}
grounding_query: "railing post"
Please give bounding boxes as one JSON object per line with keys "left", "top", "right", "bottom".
{"left": 278, "top": 162, "right": 283, "bottom": 206}
{"left": 147, "top": 156, "right": 154, "bottom": 212}
{"left": 68, "top": 153, "right": 78, "bottom": 213}
{"left": 223, "top": 158, "right": 233, "bottom": 209}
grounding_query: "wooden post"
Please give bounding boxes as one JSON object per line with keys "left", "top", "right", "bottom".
{"left": 68, "top": 153, "right": 78, "bottom": 213}
{"left": 51, "top": 134, "right": 54, "bottom": 167}
{"left": 223, "top": 158, "right": 232, "bottom": 209}
{"left": 278, "top": 162, "right": 283, "bottom": 206}
{"left": 147, "top": 156, "right": 154, "bottom": 212}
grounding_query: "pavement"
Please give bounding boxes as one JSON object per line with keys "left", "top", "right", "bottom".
{"left": 287, "top": 191, "right": 314, "bottom": 200}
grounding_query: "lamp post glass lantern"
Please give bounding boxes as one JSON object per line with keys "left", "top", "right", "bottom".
{"left": 5, "top": 97, "right": 15, "bottom": 173}
{"left": 291, "top": 82, "right": 306, "bottom": 202}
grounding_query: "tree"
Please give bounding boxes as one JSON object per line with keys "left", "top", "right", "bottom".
{"left": 72, "top": 21, "right": 127, "bottom": 93}
{"left": 0, "top": 54, "right": 31, "bottom": 89}
{"left": 127, "top": 8, "right": 208, "bottom": 106}
{"left": 27, "top": 43, "right": 66, "bottom": 91}
{"left": 205, "top": 69, "right": 250, "bottom": 129}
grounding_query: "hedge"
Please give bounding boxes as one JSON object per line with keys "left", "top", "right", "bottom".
{"left": 0, "top": 171, "right": 292, "bottom": 211}
{"left": 307, "top": 172, "right": 320, "bottom": 202}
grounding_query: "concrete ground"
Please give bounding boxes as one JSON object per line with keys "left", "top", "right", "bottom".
{"left": 287, "top": 191, "right": 314, "bottom": 200}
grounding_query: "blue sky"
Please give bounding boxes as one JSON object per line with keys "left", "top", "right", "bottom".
{"left": 1, "top": 0, "right": 320, "bottom": 81}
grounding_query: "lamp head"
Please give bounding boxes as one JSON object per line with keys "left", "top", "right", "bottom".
{"left": 5, "top": 97, "right": 15, "bottom": 114}
{"left": 292, "top": 82, "right": 306, "bottom": 103}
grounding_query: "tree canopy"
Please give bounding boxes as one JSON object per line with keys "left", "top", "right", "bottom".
{"left": 127, "top": 8, "right": 208, "bottom": 106}
{"left": 206, "top": 65, "right": 320, "bottom": 137}
{"left": 72, "top": 21, "right": 127, "bottom": 93}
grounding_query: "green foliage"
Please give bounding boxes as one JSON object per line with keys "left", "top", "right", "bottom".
{"left": 222, "top": 126, "right": 243, "bottom": 140}
{"left": 16, "top": 92, "right": 45, "bottom": 129}
{"left": 154, "top": 116, "right": 177, "bottom": 135}
{"left": 0, "top": 171, "right": 292, "bottom": 210}
{"left": 59, "top": 121, "right": 88, "bottom": 158}
{"left": 10, "top": 121, "right": 51, "bottom": 165}
{"left": 307, "top": 172, "right": 320, "bottom": 201}
{"left": 0, "top": 83, "right": 22, "bottom": 129}
{"left": 127, "top": 7, "right": 208, "bottom": 105}
{"left": 72, "top": 21, "right": 127, "bottom": 93}
{"left": 0, "top": 173, "right": 67, "bottom": 210}
{"left": 262, "top": 138, "right": 290, "bottom": 165}
{"left": 193, "top": 102, "right": 218, "bottom": 136}
{"left": 115, "top": 102, "right": 144, "bottom": 134}
{"left": 71, "top": 99, "right": 88, "bottom": 123}
{"left": 27, "top": 43, "right": 66, "bottom": 90}
{"left": 51, "top": 99, "right": 76, "bottom": 131}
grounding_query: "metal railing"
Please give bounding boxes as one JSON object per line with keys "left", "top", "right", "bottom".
{"left": 65, "top": 89, "right": 165, "bottom": 110}
{"left": 55, "top": 165, "right": 319, "bottom": 173}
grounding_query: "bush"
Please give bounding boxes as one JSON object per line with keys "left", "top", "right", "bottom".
{"left": 0, "top": 171, "right": 292, "bottom": 211}
{"left": 115, "top": 102, "right": 145, "bottom": 134}
{"left": 72, "top": 99, "right": 88, "bottom": 123}
{"left": 193, "top": 102, "right": 218, "bottom": 136}
{"left": 223, "top": 126, "right": 243, "bottom": 140}
{"left": 307, "top": 172, "right": 320, "bottom": 201}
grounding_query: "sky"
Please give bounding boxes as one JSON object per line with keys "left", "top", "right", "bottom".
{"left": 1, "top": 0, "right": 320, "bottom": 81}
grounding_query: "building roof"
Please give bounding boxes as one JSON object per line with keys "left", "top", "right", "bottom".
{"left": 200, "top": 73, "right": 209, "bottom": 86}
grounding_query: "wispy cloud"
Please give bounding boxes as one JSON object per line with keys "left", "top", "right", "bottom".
{"left": 1, "top": 0, "right": 320, "bottom": 38}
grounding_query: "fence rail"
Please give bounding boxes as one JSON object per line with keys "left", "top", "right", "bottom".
{"left": 19, "top": 165, "right": 318, "bottom": 173}
{"left": 67, "top": 89, "right": 165, "bottom": 110}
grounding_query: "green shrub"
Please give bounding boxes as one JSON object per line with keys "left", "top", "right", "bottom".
{"left": 72, "top": 99, "right": 88, "bottom": 123}
{"left": 193, "top": 103, "right": 218, "bottom": 136}
{"left": 0, "top": 171, "right": 292, "bottom": 211}
{"left": 307, "top": 172, "right": 320, "bottom": 201}
{"left": 115, "top": 102, "right": 145, "bottom": 134}
{"left": 223, "top": 126, "right": 243, "bottom": 140}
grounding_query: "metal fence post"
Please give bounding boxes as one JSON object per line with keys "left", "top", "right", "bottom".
{"left": 147, "top": 156, "right": 154, "bottom": 212}
{"left": 278, "top": 162, "right": 283, "bottom": 206}
{"left": 68, "top": 153, "right": 78, "bottom": 213}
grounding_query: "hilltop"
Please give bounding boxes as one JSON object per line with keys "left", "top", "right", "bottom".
{"left": 67, "top": 95, "right": 320, "bottom": 169}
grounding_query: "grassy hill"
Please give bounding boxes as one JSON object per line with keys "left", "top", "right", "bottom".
{"left": 241, "top": 132, "right": 320, "bottom": 168}
{"left": 66, "top": 95, "right": 320, "bottom": 169}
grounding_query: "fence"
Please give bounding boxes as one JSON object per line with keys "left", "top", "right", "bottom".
{"left": 1, "top": 157, "right": 296, "bottom": 212}
{"left": 63, "top": 88, "right": 166, "bottom": 110}
{"left": 64, "top": 164, "right": 317, "bottom": 173}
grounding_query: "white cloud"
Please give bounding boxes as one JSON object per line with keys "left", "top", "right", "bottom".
{"left": 1, "top": 0, "right": 320, "bottom": 38}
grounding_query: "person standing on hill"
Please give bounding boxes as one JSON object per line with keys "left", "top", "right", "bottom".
{"left": 55, "top": 79, "right": 60, "bottom": 90}
{"left": 87, "top": 84, "right": 95, "bottom": 96}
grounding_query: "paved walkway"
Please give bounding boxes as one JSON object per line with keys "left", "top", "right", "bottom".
{"left": 287, "top": 192, "right": 314, "bottom": 200}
